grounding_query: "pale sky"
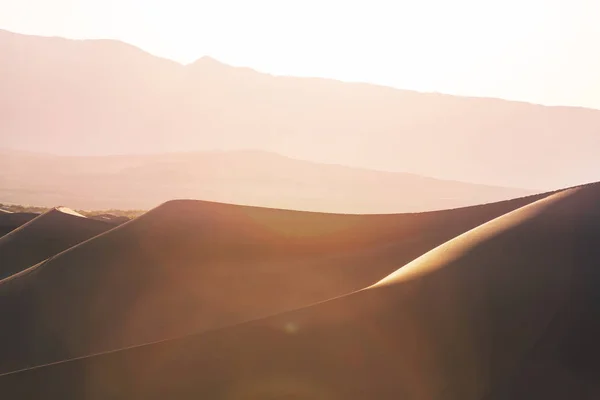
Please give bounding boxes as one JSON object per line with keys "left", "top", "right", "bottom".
{"left": 2, "top": 0, "right": 600, "bottom": 109}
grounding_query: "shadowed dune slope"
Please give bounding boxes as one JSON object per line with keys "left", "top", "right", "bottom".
{"left": 0, "top": 211, "right": 38, "bottom": 238}
{"left": 2, "top": 183, "right": 598, "bottom": 399}
{"left": 0, "top": 191, "right": 555, "bottom": 374}
{"left": 0, "top": 207, "right": 115, "bottom": 280}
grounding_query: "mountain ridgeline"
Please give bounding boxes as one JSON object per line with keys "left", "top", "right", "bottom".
{"left": 1, "top": 29, "right": 600, "bottom": 189}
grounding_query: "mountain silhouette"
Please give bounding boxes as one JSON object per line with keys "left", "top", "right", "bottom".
{"left": 1, "top": 29, "right": 599, "bottom": 189}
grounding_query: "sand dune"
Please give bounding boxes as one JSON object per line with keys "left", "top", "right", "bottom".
{"left": 87, "top": 214, "right": 130, "bottom": 225}
{"left": 1, "top": 183, "right": 597, "bottom": 399}
{"left": 0, "top": 191, "right": 553, "bottom": 374}
{"left": 0, "top": 207, "right": 116, "bottom": 280}
{"left": 0, "top": 211, "right": 39, "bottom": 238}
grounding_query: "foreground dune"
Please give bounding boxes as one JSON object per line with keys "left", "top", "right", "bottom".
{"left": 2, "top": 183, "right": 597, "bottom": 399}
{"left": 0, "top": 191, "right": 553, "bottom": 374}
{"left": 0, "top": 207, "right": 116, "bottom": 280}
{"left": 0, "top": 211, "right": 38, "bottom": 238}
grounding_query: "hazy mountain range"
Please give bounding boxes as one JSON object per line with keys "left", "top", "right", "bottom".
{"left": 2, "top": 29, "right": 599, "bottom": 190}
{"left": 0, "top": 149, "right": 530, "bottom": 212}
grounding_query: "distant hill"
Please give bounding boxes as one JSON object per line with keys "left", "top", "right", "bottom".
{"left": 1, "top": 29, "right": 600, "bottom": 189}
{"left": 0, "top": 150, "right": 531, "bottom": 212}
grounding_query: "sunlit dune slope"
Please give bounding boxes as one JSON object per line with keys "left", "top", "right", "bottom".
{"left": 0, "top": 211, "right": 38, "bottom": 238}
{"left": 0, "top": 207, "right": 116, "bottom": 280}
{"left": 0, "top": 191, "right": 554, "bottom": 374}
{"left": 2, "top": 183, "right": 597, "bottom": 399}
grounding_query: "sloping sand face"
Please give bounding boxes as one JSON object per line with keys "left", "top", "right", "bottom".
{"left": 0, "top": 212, "right": 38, "bottom": 238}
{"left": 1, "top": 183, "right": 597, "bottom": 399}
{"left": 0, "top": 192, "right": 553, "bottom": 375}
{"left": 0, "top": 208, "right": 115, "bottom": 280}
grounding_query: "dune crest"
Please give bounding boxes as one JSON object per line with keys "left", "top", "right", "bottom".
{"left": 373, "top": 187, "right": 578, "bottom": 286}
{"left": 54, "top": 207, "right": 86, "bottom": 218}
